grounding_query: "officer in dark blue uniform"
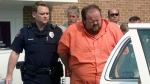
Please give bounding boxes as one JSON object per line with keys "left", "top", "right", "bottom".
{"left": 5, "top": 1, "right": 62, "bottom": 84}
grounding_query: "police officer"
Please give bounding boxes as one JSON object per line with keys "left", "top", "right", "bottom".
{"left": 5, "top": 1, "right": 62, "bottom": 84}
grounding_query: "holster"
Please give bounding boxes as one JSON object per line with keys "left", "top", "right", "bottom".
{"left": 51, "top": 61, "right": 63, "bottom": 77}
{"left": 16, "top": 61, "right": 63, "bottom": 80}
{"left": 16, "top": 61, "right": 37, "bottom": 81}
{"left": 16, "top": 61, "right": 25, "bottom": 81}
{"left": 16, "top": 61, "right": 24, "bottom": 69}
{"left": 24, "top": 64, "right": 37, "bottom": 76}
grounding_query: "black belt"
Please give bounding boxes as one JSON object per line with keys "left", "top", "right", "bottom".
{"left": 24, "top": 64, "right": 52, "bottom": 75}
{"left": 36, "top": 67, "right": 51, "bottom": 75}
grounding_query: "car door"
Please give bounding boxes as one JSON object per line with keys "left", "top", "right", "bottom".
{"left": 100, "top": 32, "right": 138, "bottom": 84}
{"left": 100, "top": 23, "right": 150, "bottom": 84}
{"left": 129, "top": 23, "right": 150, "bottom": 84}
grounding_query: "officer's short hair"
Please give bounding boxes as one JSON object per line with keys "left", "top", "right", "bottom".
{"left": 67, "top": 6, "right": 80, "bottom": 17}
{"left": 32, "top": 1, "right": 50, "bottom": 13}
{"left": 129, "top": 16, "right": 141, "bottom": 22}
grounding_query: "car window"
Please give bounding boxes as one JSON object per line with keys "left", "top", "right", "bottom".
{"left": 138, "top": 29, "right": 150, "bottom": 73}
{"left": 109, "top": 39, "right": 139, "bottom": 79}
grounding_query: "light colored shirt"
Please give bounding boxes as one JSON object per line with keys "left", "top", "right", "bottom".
{"left": 117, "top": 23, "right": 120, "bottom": 27}
{"left": 58, "top": 19, "right": 123, "bottom": 84}
{"left": 59, "top": 22, "right": 69, "bottom": 32}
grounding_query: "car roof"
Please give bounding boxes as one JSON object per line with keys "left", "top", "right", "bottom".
{"left": 128, "top": 23, "right": 150, "bottom": 29}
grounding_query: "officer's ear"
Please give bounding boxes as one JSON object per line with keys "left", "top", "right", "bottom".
{"left": 32, "top": 12, "right": 36, "bottom": 18}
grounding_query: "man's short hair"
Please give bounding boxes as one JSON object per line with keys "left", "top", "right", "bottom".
{"left": 67, "top": 6, "right": 80, "bottom": 17}
{"left": 32, "top": 1, "right": 50, "bottom": 12}
{"left": 120, "top": 22, "right": 129, "bottom": 32}
{"left": 108, "top": 8, "right": 119, "bottom": 16}
{"left": 81, "top": 4, "right": 101, "bottom": 21}
{"left": 129, "top": 16, "right": 141, "bottom": 22}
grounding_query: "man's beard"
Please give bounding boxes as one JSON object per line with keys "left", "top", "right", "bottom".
{"left": 86, "top": 25, "right": 101, "bottom": 36}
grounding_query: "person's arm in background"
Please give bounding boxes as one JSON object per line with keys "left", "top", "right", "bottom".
{"left": 5, "top": 51, "right": 19, "bottom": 84}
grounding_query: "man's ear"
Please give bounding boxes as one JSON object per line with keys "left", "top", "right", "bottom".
{"left": 32, "top": 12, "right": 36, "bottom": 18}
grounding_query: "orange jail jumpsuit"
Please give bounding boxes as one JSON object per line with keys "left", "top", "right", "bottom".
{"left": 58, "top": 19, "right": 123, "bottom": 84}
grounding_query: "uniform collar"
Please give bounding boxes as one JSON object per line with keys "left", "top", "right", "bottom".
{"left": 34, "top": 23, "right": 53, "bottom": 36}
{"left": 30, "top": 23, "right": 52, "bottom": 31}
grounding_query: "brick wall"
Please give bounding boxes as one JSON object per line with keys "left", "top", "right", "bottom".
{"left": 23, "top": 0, "right": 150, "bottom": 26}
{"left": 23, "top": 6, "right": 34, "bottom": 26}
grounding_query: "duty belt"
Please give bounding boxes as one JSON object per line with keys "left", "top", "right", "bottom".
{"left": 36, "top": 67, "right": 52, "bottom": 75}
{"left": 23, "top": 64, "right": 52, "bottom": 75}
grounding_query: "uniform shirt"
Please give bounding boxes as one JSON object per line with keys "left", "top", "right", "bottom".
{"left": 58, "top": 19, "right": 123, "bottom": 84}
{"left": 11, "top": 23, "right": 62, "bottom": 68}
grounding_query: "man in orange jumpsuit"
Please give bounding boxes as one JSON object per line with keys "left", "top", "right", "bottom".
{"left": 58, "top": 4, "right": 123, "bottom": 84}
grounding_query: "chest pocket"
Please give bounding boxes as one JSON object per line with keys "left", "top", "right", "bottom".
{"left": 45, "top": 37, "right": 58, "bottom": 52}
{"left": 26, "top": 39, "right": 38, "bottom": 52}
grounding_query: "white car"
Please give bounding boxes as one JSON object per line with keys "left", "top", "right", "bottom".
{"left": 0, "top": 49, "right": 69, "bottom": 84}
{"left": 100, "top": 23, "right": 150, "bottom": 84}
{"left": 0, "top": 49, "right": 24, "bottom": 84}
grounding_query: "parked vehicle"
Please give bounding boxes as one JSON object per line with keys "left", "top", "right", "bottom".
{"left": 100, "top": 23, "right": 150, "bottom": 84}
{"left": 0, "top": 49, "right": 24, "bottom": 84}
{"left": 0, "top": 49, "right": 69, "bottom": 84}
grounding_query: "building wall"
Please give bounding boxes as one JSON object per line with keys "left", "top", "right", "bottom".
{"left": 23, "top": 0, "right": 150, "bottom": 26}
{"left": 0, "top": 9, "right": 23, "bottom": 43}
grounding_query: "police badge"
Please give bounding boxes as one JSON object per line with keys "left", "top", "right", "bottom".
{"left": 49, "top": 31, "right": 54, "bottom": 38}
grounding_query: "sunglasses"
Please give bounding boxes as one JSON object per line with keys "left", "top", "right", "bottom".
{"left": 109, "top": 13, "right": 119, "bottom": 17}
